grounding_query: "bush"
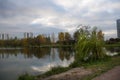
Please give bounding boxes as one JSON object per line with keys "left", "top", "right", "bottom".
{"left": 75, "top": 27, "right": 107, "bottom": 62}
{"left": 18, "top": 73, "right": 35, "bottom": 80}
{"left": 69, "top": 61, "right": 81, "bottom": 68}
{"left": 43, "top": 67, "right": 70, "bottom": 77}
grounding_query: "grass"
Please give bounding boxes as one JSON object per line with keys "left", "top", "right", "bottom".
{"left": 80, "top": 56, "right": 120, "bottom": 80}
{"left": 18, "top": 67, "right": 71, "bottom": 80}
{"left": 37, "top": 66, "right": 70, "bottom": 79}
{"left": 18, "top": 73, "right": 35, "bottom": 80}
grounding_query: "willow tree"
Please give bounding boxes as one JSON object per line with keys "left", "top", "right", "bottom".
{"left": 75, "top": 26, "right": 107, "bottom": 62}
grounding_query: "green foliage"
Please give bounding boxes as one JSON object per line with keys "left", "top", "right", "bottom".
{"left": 18, "top": 73, "right": 35, "bottom": 80}
{"left": 58, "top": 32, "right": 73, "bottom": 45}
{"left": 69, "top": 60, "right": 81, "bottom": 68}
{"left": 65, "top": 32, "right": 71, "bottom": 41}
{"left": 75, "top": 27, "right": 107, "bottom": 62}
{"left": 80, "top": 56, "right": 120, "bottom": 80}
{"left": 38, "top": 67, "right": 70, "bottom": 78}
{"left": 73, "top": 30, "right": 80, "bottom": 41}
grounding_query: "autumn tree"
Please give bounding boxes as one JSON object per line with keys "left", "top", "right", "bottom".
{"left": 36, "top": 34, "right": 46, "bottom": 45}
{"left": 58, "top": 32, "right": 65, "bottom": 42}
{"left": 97, "top": 30, "right": 104, "bottom": 41}
{"left": 22, "top": 38, "right": 28, "bottom": 46}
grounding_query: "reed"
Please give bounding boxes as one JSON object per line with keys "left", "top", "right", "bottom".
{"left": 75, "top": 27, "right": 107, "bottom": 62}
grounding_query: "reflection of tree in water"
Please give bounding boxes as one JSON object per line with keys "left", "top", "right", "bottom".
{"left": 106, "top": 47, "right": 120, "bottom": 53}
{"left": 0, "top": 49, "right": 21, "bottom": 59}
{"left": 58, "top": 48, "right": 74, "bottom": 61}
{"left": 59, "top": 49, "right": 64, "bottom": 61}
{"left": 0, "top": 48, "right": 74, "bottom": 59}
{"left": 22, "top": 48, "right": 51, "bottom": 58}
{"left": 0, "top": 48, "right": 51, "bottom": 59}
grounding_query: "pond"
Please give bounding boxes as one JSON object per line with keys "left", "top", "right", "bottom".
{"left": 0, "top": 47, "right": 119, "bottom": 80}
{"left": 0, "top": 48, "right": 74, "bottom": 80}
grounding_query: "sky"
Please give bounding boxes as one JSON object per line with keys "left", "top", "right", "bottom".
{"left": 0, "top": 0, "right": 120, "bottom": 39}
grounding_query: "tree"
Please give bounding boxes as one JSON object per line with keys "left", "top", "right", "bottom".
{"left": 97, "top": 30, "right": 104, "bottom": 41}
{"left": 58, "top": 32, "right": 65, "bottom": 42}
{"left": 65, "top": 32, "right": 71, "bottom": 41}
{"left": 75, "top": 26, "right": 107, "bottom": 62}
{"left": 46, "top": 36, "right": 51, "bottom": 44}
{"left": 73, "top": 30, "right": 80, "bottom": 41}
{"left": 36, "top": 34, "right": 46, "bottom": 45}
{"left": 22, "top": 38, "right": 28, "bottom": 46}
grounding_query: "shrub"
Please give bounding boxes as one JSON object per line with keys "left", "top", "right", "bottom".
{"left": 75, "top": 27, "right": 107, "bottom": 62}
{"left": 18, "top": 73, "right": 35, "bottom": 80}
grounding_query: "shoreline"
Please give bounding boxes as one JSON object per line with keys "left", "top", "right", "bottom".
{"left": 34, "top": 56, "right": 120, "bottom": 80}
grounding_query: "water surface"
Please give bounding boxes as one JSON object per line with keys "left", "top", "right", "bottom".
{"left": 0, "top": 48, "right": 74, "bottom": 80}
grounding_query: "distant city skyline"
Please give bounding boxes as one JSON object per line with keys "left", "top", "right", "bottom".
{"left": 0, "top": 0, "right": 120, "bottom": 39}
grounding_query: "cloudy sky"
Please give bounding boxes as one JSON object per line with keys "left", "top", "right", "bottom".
{"left": 0, "top": 0, "right": 120, "bottom": 39}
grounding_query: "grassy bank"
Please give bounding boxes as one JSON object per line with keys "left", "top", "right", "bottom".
{"left": 18, "top": 56, "right": 120, "bottom": 80}
{"left": 38, "top": 56, "right": 120, "bottom": 79}
{"left": 80, "top": 56, "right": 120, "bottom": 80}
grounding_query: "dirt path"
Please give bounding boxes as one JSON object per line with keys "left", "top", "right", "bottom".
{"left": 37, "top": 66, "right": 120, "bottom": 80}
{"left": 38, "top": 67, "right": 92, "bottom": 80}
{"left": 93, "top": 66, "right": 120, "bottom": 80}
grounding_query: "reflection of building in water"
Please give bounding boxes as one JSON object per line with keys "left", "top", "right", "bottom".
{"left": 0, "top": 33, "right": 9, "bottom": 40}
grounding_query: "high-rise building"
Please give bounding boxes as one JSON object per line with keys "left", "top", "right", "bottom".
{"left": 117, "top": 19, "right": 120, "bottom": 38}
{"left": 30, "top": 32, "right": 33, "bottom": 38}
{"left": 24, "top": 32, "right": 27, "bottom": 38}
{"left": 24, "top": 32, "right": 33, "bottom": 38}
{"left": 2, "top": 34, "right": 4, "bottom": 40}
{"left": 0, "top": 34, "right": 1, "bottom": 39}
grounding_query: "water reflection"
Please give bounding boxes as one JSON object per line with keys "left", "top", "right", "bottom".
{"left": 105, "top": 47, "right": 120, "bottom": 56}
{"left": 0, "top": 48, "right": 74, "bottom": 61}
{"left": 0, "top": 48, "right": 21, "bottom": 59}
{"left": 0, "top": 47, "right": 74, "bottom": 80}
{"left": 22, "top": 48, "right": 51, "bottom": 59}
{"left": 58, "top": 48, "right": 74, "bottom": 61}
